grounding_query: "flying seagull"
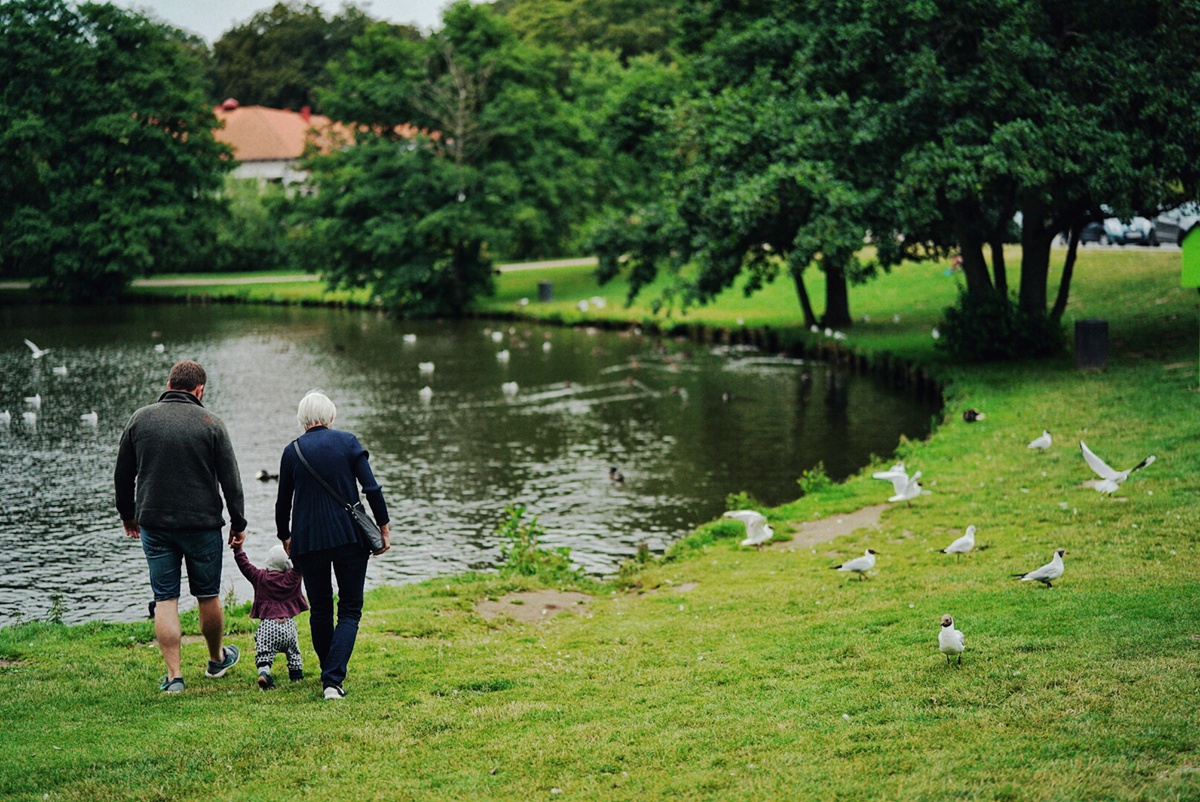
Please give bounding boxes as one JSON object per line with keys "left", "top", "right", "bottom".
{"left": 941, "top": 525, "right": 976, "bottom": 561}
{"left": 872, "top": 462, "right": 908, "bottom": 496}
{"left": 1028, "top": 430, "right": 1052, "bottom": 450}
{"left": 831, "top": 548, "right": 878, "bottom": 579}
{"left": 889, "top": 471, "right": 929, "bottom": 505}
{"left": 1014, "top": 548, "right": 1068, "bottom": 588}
{"left": 724, "top": 510, "right": 773, "bottom": 550}
{"left": 24, "top": 339, "right": 50, "bottom": 358}
{"left": 1079, "top": 440, "right": 1155, "bottom": 494}
{"left": 938, "top": 615, "right": 966, "bottom": 666}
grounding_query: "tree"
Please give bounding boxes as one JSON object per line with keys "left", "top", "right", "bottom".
{"left": 294, "top": 2, "right": 596, "bottom": 316}
{"left": 0, "top": 0, "right": 231, "bottom": 301}
{"left": 211, "top": 2, "right": 417, "bottom": 112}
{"left": 495, "top": 0, "right": 678, "bottom": 62}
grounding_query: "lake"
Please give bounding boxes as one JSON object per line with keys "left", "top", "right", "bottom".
{"left": 0, "top": 303, "right": 938, "bottom": 626}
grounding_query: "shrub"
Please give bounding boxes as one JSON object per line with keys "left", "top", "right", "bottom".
{"left": 797, "top": 461, "right": 832, "bottom": 495}
{"left": 936, "top": 289, "right": 1066, "bottom": 361}
{"left": 496, "top": 505, "right": 581, "bottom": 583}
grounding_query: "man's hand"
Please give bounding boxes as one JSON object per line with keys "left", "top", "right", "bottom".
{"left": 372, "top": 523, "right": 391, "bottom": 556}
{"left": 122, "top": 520, "right": 140, "bottom": 539}
{"left": 228, "top": 529, "right": 246, "bottom": 548}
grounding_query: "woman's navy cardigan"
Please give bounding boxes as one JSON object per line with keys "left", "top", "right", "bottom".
{"left": 275, "top": 425, "right": 389, "bottom": 556}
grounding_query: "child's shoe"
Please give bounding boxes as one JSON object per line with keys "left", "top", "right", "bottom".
{"left": 257, "top": 670, "right": 275, "bottom": 690}
{"left": 289, "top": 668, "right": 304, "bottom": 682}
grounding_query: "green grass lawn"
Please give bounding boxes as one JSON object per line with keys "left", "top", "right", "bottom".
{"left": 3, "top": 247, "right": 1199, "bottom": 800}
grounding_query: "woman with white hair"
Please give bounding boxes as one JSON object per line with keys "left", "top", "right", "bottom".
{"left": 274, "top": 390, "right": 390, "bottom": 700}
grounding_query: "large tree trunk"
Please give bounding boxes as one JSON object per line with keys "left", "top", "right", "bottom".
{"left": 1051, "top": 222, "right": 1082, "bottom": 320}
{"left": 1018, "top": 211, "right": 1054, "bottom": 318}
{"left": 790, "top": 264, "right": 819, "bottom": 328}
{"left": 989, "top": 237, "right": 1008, "bottom": 298}
{"left": 820, "top": 259, "right": 852, "bottom": 328}
{"left": 954, "top": 225, "right": 993, "bottom": 298}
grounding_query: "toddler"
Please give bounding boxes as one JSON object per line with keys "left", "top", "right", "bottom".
{"left": 233, "top": 543, "right": 308, "bottom": 689}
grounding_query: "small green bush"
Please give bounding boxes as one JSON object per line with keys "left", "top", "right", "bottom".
{"left": 797, "top": 461, "right": 832, "bottom": 495}
{"left": 496, "top": 504, "right": 582, "bottom": 583}
{"left": 937, "top": 289, "right": 1065, "bottom": 360}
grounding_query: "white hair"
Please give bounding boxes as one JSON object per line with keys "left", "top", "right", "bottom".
{"left": 297, "top": 390, "right": 336, "bottom": 429}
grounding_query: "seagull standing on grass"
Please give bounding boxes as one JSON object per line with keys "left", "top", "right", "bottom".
{"left": 941, "top": 525, "right": 976, "bottom": 561}
{"left": 724, "top": 510, "right": 773, "bottom": 550}
{"left": 1079, "top": 441, "right": 1155, "bottom": 495}
{"left": 1014, "top": 549, "right": 1068, "bottom": 588}
{"left": 24, "top": 339, "right": 50, "bottom": 358}
{"left": 831, "top": 549, "right": 878, "bottom": 579}
{"left": 1028, "top": 430, "right": 1052, "bottom": 450}
{"left": 938, "top": 615, "right": 966, "bottom": 666}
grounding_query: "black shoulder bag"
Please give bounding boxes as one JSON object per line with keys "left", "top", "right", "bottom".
{"left": 291, "top": 440, "right": 385, "bottom": 553}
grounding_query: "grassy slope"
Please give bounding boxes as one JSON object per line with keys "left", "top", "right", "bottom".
{"left": 3, "top": 248, "right": 1199, "bottom": 801}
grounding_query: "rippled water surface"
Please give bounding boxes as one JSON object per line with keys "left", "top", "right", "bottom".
{"left": 0, "top": 304, "right": 938, "bottom": 625}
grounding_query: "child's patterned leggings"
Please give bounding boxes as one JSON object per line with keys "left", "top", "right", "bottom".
{"left": 255, "top": 618, "right": 303, "bottom": 674}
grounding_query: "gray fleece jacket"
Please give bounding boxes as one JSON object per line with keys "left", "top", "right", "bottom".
{"left": 114, "top": 390, "right": 247, "bottom": 532}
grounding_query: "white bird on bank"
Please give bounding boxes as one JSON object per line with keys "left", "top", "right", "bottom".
{"left": 24, "top": 394, "right": 41, "bottom": 409}
{"left": 80, "top": 411, "right": 98, "bottom": 425}
{"left": 52, "top": 365, "right": 68, "bottom": 376}
{"left": 1014, "top": 548, "right": 1068, "bottom": 588}
{"left": 1080, "top": 441, "right": 1155, "bottom": 495}
{"left": 938, "top": 615, "right": 966, "bottom": 666}
{"left": 24, "top": 339, "right": 50, "bottom": 358}
{"left": 941, "top": 525, "right": 976, "bottom": 561}
{"left": 418, "top": 361, "right": 435, "bottom": 374}
{"left": 831, "top": 549, "right": 878, "bottom": 579}
{"left": 724, "top": 510, "right": 774, "bottom": 550}
{"left": 889, "top": 471, "right": 929, "bottom": 505}
{"left": 872, "top": 462, "right": 908, "bottom": 496}
{"left": 501, "top": 381, "right": 519, "bottom": 396}
{"left": 1028, "top": 430, "right": 1052, "bottom": 450}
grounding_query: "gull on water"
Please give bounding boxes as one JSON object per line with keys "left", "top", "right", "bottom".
{"left": 24, "top": 393, "right": 41, "bottom": 409}
{"left": 24, "top": 339, "right": 50, "bottom": 358}
{"left": 418, "top": 385, "right": 433, "bottom": 402}
{"left": 1028, "top": 430, "right": 1052, "bottom": 450}
{"left": 80, "top": 411, "right": 98, "bottom": 425}
{"left": 831, "top": 549, "right": 878, "bottom": 579}
{"left": 496, "top": 349, "right": 511, "bottom": 363}
{"left": 418, "top": 361, "right": 435, "bottom": 373}
{"left": 490, "top": 330, "right": 504, "bottom": 343}
{"left": 938, "top": 615, "right": 966, "bottom": 666}
{"left": 0, "top": 410, "right": 10, "bottom": 425}
{"left": 52, "top": 365, "right": 68, "bottom": 376}
{"left": 501, "top": 381, "right": 519, "bottom": 395}
{"left": 941, "top": 525, "right": 976, "bottom": 561}
{"left": 22, "top": 411, "right": 37, "bottom": 425}
{"left": 724, "top": 510, "right": 774, "bottom": 550}
{"left": 1014, "top": 548, "right": 1067, "bottom": 588}
{"left": 542, "top": 341, "right": 552, "bottom": 352}
{"left": 402, "top": 333, "right": 417, "bottom": 343}
{"left": 154, "top": 343, "right": 165, "bottom": 353}
{"left": 1080, "top": 440, "right": 1155, "bottom": 494}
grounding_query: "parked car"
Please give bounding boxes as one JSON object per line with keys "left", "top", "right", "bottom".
{"left": 1155, "top": 202, "right": 1200, "bottom": 244}
{"left": 1076, "top": 215, "right": 1158, "bottom": 246}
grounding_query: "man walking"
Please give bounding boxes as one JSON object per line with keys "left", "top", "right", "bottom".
{"left": 115, "top": 360, "right": 246, "bottom": 693}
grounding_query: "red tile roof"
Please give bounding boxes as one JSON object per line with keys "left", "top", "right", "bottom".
{"left": 212, "top": 101, "right": 350, "bottom": 162}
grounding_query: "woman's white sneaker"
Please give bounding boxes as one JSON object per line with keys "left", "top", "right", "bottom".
{"left": 323, "top": 684, "right": 346, "bottom": 700}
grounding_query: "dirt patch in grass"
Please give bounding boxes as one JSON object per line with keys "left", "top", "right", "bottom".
{"left": 475, "top": 590, "right": 592, "bottom": 623}
{"left": 0, "top": 659, "right": 23, "bottom": 669}
{"left": 771, "top": 504, "right": 889, "bottom": 549}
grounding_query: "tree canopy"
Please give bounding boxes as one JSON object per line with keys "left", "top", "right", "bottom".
{"left": 0, "top": 0, "right": 231, "bottom": 301}
{"left": 293, "top": 2, "right": 598, "bottom": 316}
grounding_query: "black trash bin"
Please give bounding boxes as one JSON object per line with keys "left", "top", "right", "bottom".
{"left": 538, "top": 281, "right": 553, "bottom": 303}
{"left": 1075, "top": 318, "right": 1108, "bottom": 370}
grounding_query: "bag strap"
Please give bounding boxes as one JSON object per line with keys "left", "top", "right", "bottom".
{"left": 292, "top": 439, "right": 353, "bottom": 511}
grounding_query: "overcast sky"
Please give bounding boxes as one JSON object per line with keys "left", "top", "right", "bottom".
{"left": 110, "top": 0, "right": 451, "bottom": 42}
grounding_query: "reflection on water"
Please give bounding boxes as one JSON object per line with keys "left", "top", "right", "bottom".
{"left": 0, "top": 304, "right": 938, "bottom": 626}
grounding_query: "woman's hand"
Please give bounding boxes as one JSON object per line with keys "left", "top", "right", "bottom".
{"left": 281, "top": 538, "right": 291, "bottom": 556}
{"left": 373, "top": 523, "right": 391, "bottom": 556}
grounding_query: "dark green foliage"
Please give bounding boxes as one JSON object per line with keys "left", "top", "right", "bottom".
{"left": 495, "top": 504, "right": 581, "bottom": 583}
{"left": 211, "top": 2, "right": 414, "bottom": 112}
{"left": 937, "top": 289, "right": 1066, "bottom": 361}
{"left": 211, "top": 179, "right": 299, "bottom": 272}
{"left": 797, "top": 462, "right": 832, "bottom": 496}
{"left": 0, "top": 0, "right": 231, "bottom": 300}
{"left": 295, "top": 2, "right": 596, "bottom": 316}
{"left": 497, "top": 0, "right": 678, "bottom": 62}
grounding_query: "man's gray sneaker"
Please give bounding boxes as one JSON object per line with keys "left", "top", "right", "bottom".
{"left": 159, "top": 676, "right": 185, "bottom": 693}
{"left": 205, "top": 644, "right": 240, "bottom": 678}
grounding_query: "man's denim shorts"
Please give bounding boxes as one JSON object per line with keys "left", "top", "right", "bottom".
{"left": 139, "top": 527, "right": 224, "bottom": 602}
